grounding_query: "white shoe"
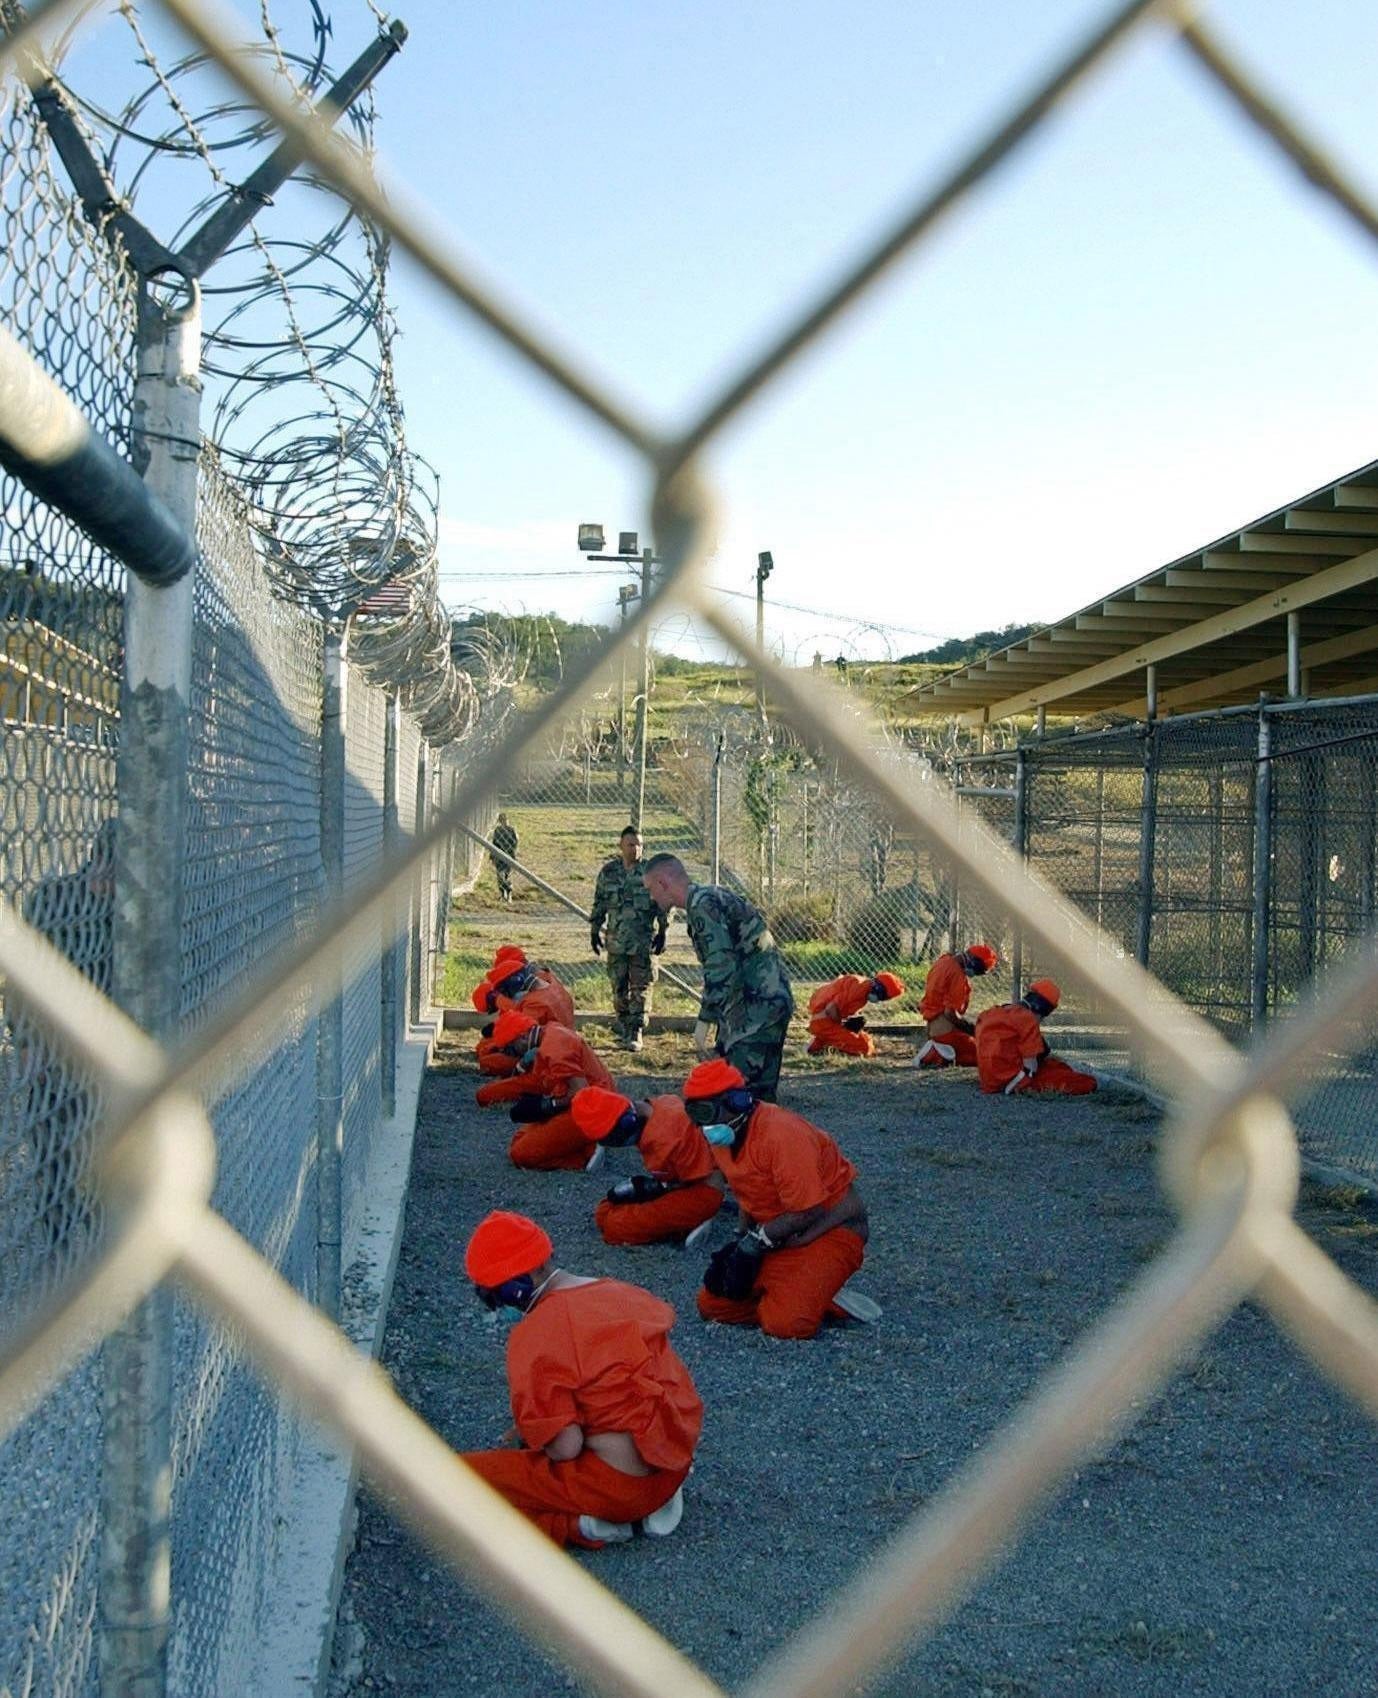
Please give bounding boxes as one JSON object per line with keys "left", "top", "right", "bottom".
{"left": 640, "top": 1487, "right": 683, "bottom": 1537}
{"left": 832, "top": 1286, "right": 882, "bottom": 1323}
{"left": 584, "top": 1144, "right": 606, "bottom": 1174}
{"left": 578, "top": 1514, "right": 633, "bottom": 1544}
{"left": 683, "top": 1218, "right": 716, "bottom": 1253}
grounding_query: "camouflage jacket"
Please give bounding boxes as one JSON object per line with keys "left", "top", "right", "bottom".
{"left": 491, "top": 822, "right": 518, "bottom": 861}
{"left": 684, "top": 883, "right": 793, "bottom": 1039}
{"left": 591, "top": 857, "right": 664, "bottom": 956}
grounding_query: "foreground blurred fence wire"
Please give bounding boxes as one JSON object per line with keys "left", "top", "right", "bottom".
{"left": 3, "top": 1, "right": 1378, "bottom": 1697}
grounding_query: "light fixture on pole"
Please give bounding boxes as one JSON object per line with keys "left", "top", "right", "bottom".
{"left": 578, "top": 522, "right": 661, "bottom": 826}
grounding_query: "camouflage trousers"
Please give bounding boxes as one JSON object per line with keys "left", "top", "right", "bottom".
{"left": 719, "top": 1005, "right": 792, "bottom": 1103}
{"left": 608, "top": 952, "right": 656, "bottom": 1037}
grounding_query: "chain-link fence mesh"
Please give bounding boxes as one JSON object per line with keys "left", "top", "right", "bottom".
{"left": 5, "top": 3, "right": 1378, "bottom": 1698}
{"left": 927, "top": 700, "right": 1378, "bottom": 1177}
{"left": 0, "top": 66, "right": 134, "bottom": 1698}
{"left": 0, "top": 17, "right": 463, "bottom": 1687}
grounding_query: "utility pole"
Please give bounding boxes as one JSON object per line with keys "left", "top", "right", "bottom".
{"left": 632, "top": 545, "right": 653, "bottom": 831}
{"left": 755, "top": 550, "right": 773, "bottom": 726}
{"left": 616, "top": 583, "right": 637, "bottom": 801}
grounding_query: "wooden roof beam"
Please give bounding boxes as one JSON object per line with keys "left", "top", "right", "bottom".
{"left": 958, "top": 546, "right": 1378, "bottom": 725}
{"left": 1285, "top": 509, "right": 1378, "bottom": 536}
{"left": 1333, "top": 485, "right": 1378, "bottom": 509}
{"left": 1102, "top": 623, "right": 1378, "bottom": 717}
{"left": 1238, "top": 531, "right": 1369, "bottom": 556}
{"left": 1203, "top": 550, "right": 1332, "bottom": 574}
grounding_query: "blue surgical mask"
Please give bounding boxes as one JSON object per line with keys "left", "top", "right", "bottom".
{"left": 703, "top": 1123, "right": 736, "bottom": 1147}
{"left": 493, "top": 1305, "right": 525, "bottom": 1327}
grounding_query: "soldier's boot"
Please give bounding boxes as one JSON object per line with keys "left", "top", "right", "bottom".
{"left": 624, "top": 1023, "right": 644, "bottom": 1054}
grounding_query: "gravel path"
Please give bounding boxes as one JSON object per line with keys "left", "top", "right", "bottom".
{"left": 329, "top": 1035, "right": 1378, "bottom": 1698}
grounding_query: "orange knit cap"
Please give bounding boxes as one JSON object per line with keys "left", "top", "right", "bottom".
{"left": 464, "top": 1210, "right": 552, "bottom": 1285}
{"left": 490, "top": 1008, "right": 537, "bottom": 1047}
{"left": 967, "top": 943, "right": 998, "bottom": 970}
{"left": 1028, "top": 978, "right": 1060, "bottom": 1009}
{"left": 873, "top": 971, "right": 904, "bottom": 999}
{"left": 571, "top": 1086, "right": 633, "bottom": 1141}
{"left": 683, "top": 1058, "right": 747, "bottom": 1100}
{"left": 471, "top": 977, "right": 496, "bottom": 1013}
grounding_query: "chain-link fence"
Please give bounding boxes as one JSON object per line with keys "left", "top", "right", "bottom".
{"left": 0, "top": 18, "right": 468, "bottom": 1690}
{"left": 937, "top": 698, "right": 1378, "bottom": 1177}
{"left": 6, "top": 4, "right": 1378, "bottom": 1698}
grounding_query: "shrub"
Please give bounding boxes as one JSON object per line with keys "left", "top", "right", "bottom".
{"left": 771, "top": 893, "right": 837, "bottom": 944}
{"left": 845, "top": 881, "right": 925, "bottom": 960}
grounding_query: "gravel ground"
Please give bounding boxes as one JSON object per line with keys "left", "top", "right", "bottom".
{"left": 329, "top": 1033, "right": 1378, "bottom": 1698}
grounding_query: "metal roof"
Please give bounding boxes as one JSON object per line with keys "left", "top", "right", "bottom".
{"left": 908, "top": 458, "right": 1378, "bottom": 725}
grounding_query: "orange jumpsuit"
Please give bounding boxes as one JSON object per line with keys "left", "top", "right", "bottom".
{"left": 476, "top": 971, "right": 577, "bottom": 1075}
{"left": 974, "top": 1003, "right": 1096, "bottom": 1096}
{"left": 476, "top": 1026, "right": 617, "bottom": 1169}
{"left": 460, "top": 1278, "right": 702, "bottom": 1548}
{"left": 698, "top": 1104, "right": 865, "bottom": 1339}
{"left": 916, "top": 953, "right": 978, "bottom": 1068}
{"left": 806, "top": 974, "right": 876, "bottom": 1058}
{"left": 594, "top": 1095, "right": 724, "bottom": 1247}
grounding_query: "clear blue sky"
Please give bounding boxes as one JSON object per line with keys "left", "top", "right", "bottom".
{"left": 366, "top": 0, "right": 1378, "bottom": 662}
{"left": 73, "top": 0, "right": 1378, "bottom": 662}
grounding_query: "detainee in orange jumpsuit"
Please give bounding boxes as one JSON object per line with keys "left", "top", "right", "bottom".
{"left": 474, "top": 951, "right": 577, "bottom": 1076}
{"left": 913, "top": 942, "right": 997, "bottom": 1069}
{"left": 571, "top": 1085, "right": 726, "bottom": 1248}
{"left": 682, "top": 1059, "right": 877, "bottom": 1339}
{"left": 459, "top": 1210, "right": 702, "bottom": 1549}
{"left": 974, "top": 978, "right": 1097, "bottom": 1096}
{"left": 806, "top": 971, "right": 904, "bottom": 1057}
{"left": 475, "top": 1009, "right": 618, "bottom": 1169}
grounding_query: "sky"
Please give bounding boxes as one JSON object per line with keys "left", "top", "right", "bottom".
{"left": 60, "top": 0, "right": 1378, "bottom": 663}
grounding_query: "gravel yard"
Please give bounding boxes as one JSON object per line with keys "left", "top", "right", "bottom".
{"left": 329, "top": 1033, "right": 1378, "bottom": 1698}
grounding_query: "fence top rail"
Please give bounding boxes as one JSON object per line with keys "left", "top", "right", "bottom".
{"left": 939, "top": 689, "right": 1378, "bottom": 765}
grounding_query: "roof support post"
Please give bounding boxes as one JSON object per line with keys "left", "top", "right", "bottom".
{"left": 1286, "top": 610, "right": 1302, "bottom": 698}
{"left": 1250, "top": 706, "right": 1274, "bottom": 1029}
{"left": 1010, "top": 746, "right": 1029, "bottom": 998}
{"left": 1144, "top": 662, "right": 1158, "bottom": 721}
{"left": 1134, "top": 721, "right": 1159, "bottom": 969}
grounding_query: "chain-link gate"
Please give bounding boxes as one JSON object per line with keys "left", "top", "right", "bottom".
{"left": 5, "top": 3, "right": 1378, "bottom": 1698}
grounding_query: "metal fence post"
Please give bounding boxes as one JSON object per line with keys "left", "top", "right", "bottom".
{"left": 103, "top": 280, "right": 201, "bottom": 1698}
{"left": 380, "top": 691, "right": 398, "bottom": 1116}
{"left": 314, "top": 630, "right": 345, "bottom": 1320}
{"left": 1011, "top": 746, "right": 1028, "bottom": 995}
{"left": 409, "top": 745, "right": 426, "bottom": 1026}
{"left": 427, "top": 756, "right": 442, "bottom": 1003}
{"left": 710, "top": 732, "right": 723, "bottom": 884}
{"left": 1134, "top": 722, "right": 1159, "bottom": 968}
{"left": 1250, "top": 705, "right": 1274, "bottom": 1028}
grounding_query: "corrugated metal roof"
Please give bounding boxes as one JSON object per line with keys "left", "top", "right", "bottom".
{"left": 908, "top": 458, "right": 1378, "bottom": 724}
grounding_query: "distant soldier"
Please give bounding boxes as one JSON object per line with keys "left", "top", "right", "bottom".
{"left": 590, "top": 826, "right": 666, "bottom": 1053}
{"left": 491, "top": 812, "right": 519, "bottom": 904}
{"left": 642, "top": 854, "right": 794, "bottom": 1102}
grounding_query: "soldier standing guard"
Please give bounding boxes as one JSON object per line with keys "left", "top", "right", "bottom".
{"left": 590, "top": 827, "right": 666, "bottom": 1053}
{"left": 641, "top": 853, "right": 794, "bottom": 1102}
{"left": 491, "top": 812, "right": 519, "bottom": 904}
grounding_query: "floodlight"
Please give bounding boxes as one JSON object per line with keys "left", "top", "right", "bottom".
{"left": 618, "top": 531, "right": 640, "bottom": 556}
{"left": 578, "top": 523, "right": 604, "bottom": 552}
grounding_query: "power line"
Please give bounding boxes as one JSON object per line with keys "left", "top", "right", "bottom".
{"left": 706, "top": 584, "right": 944, "bottom": 642}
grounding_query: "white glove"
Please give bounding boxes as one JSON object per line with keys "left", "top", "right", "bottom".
{"left": 693, "top": 1019, "right": 712, "bottom": 1059}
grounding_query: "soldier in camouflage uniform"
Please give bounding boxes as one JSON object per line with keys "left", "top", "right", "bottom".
{"left": 590, "top": 827, "right": 667, "bottom": 1052}
{"left": 642, "top": 853, "right": 794, "bottom": 1101}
